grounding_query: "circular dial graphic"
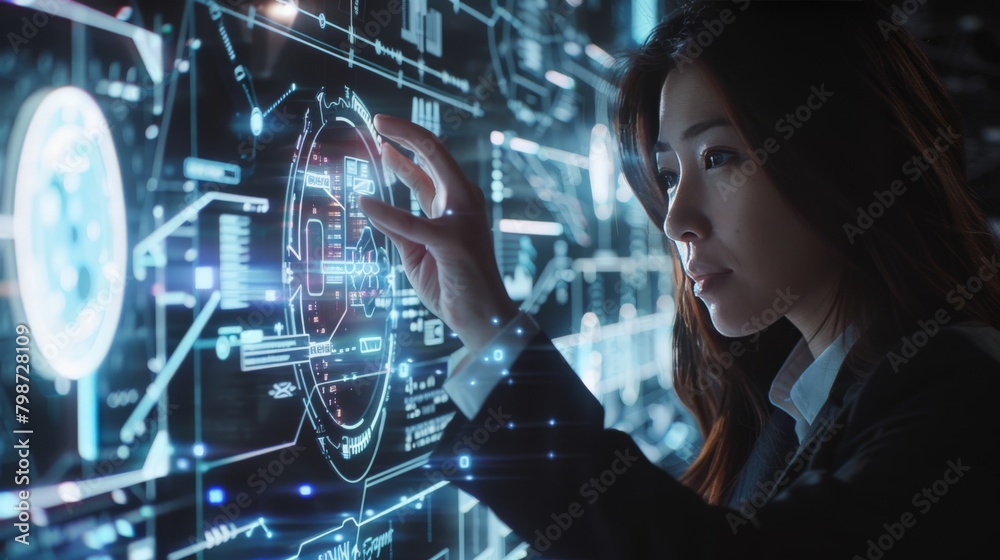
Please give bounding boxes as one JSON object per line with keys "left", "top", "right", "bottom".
{"left": 4, "top": 86, "right": 128, "bottom": 380}
{"left": 283, "top": 88, "right": 395, "bottom": 482}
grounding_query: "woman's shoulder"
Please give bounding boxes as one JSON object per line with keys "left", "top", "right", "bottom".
{"left": 847, "top": 319, "right": 1000, "bottom": 415}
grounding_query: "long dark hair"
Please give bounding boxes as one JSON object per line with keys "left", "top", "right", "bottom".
{"left": 612, "top": 0, "right": 1000, "bottom": 505}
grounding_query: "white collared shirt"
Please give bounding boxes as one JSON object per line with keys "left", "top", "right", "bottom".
{"left": 767, "top": 323, "right": 860, "bottom": 442}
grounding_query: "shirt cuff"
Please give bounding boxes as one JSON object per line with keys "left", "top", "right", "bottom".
{"left": 443, "top": 311, "right": 542, "bottom": 419}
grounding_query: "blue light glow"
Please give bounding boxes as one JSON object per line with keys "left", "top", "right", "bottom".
{"left": 207, "top": 487, "right": 225, "bottom": 504}
{"left": 195, "top": 266, "right": 214, "bottom": 290}
{"left": 631, "top": 0, "right": 658, "bottom": 45}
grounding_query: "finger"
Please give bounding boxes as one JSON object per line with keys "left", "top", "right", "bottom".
{"left": 374, "top": 114, "right": 468, "bottom": 199}
{"left": 376, "top": 116, "right": 450, "bottom": 194}
{"left": 367, "top": 212, "right": 429, "bottom": 281}
{"left": 381, "top": 141, "right": 439, "bottom": 217}
{"left": 357, "top": 194, "right": 443, "bottom": 246}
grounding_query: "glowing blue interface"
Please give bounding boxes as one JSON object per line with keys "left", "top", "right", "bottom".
{"left": 0, "top": 1, "right": 699, "bottom": 558}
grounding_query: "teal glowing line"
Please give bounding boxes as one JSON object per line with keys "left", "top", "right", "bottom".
{"left": 120, "top": 291, "right": 221, "bottom": 442}
{"left": 132, "top": 192, "right": 268, "bottom": 281}
{"left": 78, "top": 374, "right": 98, "bottom": 461}
{"left": 198, "top": 0, "right": 483, "bottom": 115}
{"left": 285, "top": 481, "right": 448, "bottom": 560}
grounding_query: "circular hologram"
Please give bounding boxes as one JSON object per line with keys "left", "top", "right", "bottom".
{"left": 282, "top": 87, "right": 395, "bottom": 482}
{"left": 5, "top": 86, "right": 128, "bottom": 380}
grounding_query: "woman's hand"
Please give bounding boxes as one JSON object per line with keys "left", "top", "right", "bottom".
{"left": 357, "top": 114, "right": 519, "bottom": 356}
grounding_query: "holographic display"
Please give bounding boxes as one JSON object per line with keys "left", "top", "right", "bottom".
{"left": 0, "top": 1, "right": 699, "bottom": 558}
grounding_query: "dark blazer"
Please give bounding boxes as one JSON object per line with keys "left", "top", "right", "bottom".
{"left": 428, "top": 322, "right": 1000, "bottom": 559}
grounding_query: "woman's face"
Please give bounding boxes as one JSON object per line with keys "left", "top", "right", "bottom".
{"left": 656, "top": 65, "right": 842, "bottom": 341}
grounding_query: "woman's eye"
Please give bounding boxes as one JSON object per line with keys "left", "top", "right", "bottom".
{"left": 656, "top": 169, "right": 679, "bottom": 192}
{"left": 705, "top": 150, "right": 737, "bottom": 169}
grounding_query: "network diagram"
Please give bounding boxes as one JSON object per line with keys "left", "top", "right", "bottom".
{"left": 0, "top": 1, "right": 698, "bottom": 558}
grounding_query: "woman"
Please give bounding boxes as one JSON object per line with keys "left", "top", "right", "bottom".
{"left": 358, "top": 0, "right": 1000, "bottom": 557}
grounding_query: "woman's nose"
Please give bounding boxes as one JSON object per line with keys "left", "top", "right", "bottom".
{"left": 662, "top": 176, "right": 710, "bottom": 243}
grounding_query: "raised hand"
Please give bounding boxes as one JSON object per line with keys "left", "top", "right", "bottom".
{"left": 357, "top": 114, "right": 519, "bottom": 356}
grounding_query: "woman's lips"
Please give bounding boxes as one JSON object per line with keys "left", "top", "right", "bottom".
{"left": 691, "top": 271, "right": 732, "bottom": 298}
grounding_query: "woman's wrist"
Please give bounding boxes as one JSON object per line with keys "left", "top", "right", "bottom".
{"left": 456, "top": 299, "right": 521, "bottom": 356}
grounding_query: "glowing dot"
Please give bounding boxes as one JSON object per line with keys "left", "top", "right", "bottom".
{"left": 195, "top": 266, "right": 214, "bottom": 290}
{"left": 115, "top": 519, "right": 134, "bottom": 537}
{"left": 58, "top": 482, "right": 82, "bottom": 503}
{"left": 207, "top": 487, "right": 225, "bottom": 504}
{"left": 193, "top": 444, "right": 205, "bottom": 457}
{"left": 250, "top": 107, "right": 263, "bottom": 136}
{"left": 549, "top": 418, "right": 555, "bottom": 426}
{"left": 111, "top": 489, "right": 128, "bottom": 505}
{"left": 548, "top": 451, "right": 555, "bottom": 459}
{"left": 490, "top": 131, "right": 505, "bottom": 145}
{"left": 298, "top": 484, "right": 313, "bottom": 496}
{"left": 459, "top": 455, "right": 470, "bottom": 468}
{"left": 215, "top": 337, "right": 232, "bottom": 360}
